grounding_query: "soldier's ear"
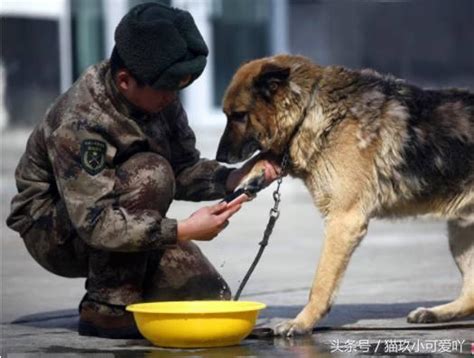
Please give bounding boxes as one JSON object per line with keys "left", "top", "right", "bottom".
{"left": 253, "top": 63, "right": 290, "bottom": 102}
{"left": 116, "top": 70, "right": 133, "bottom": 91}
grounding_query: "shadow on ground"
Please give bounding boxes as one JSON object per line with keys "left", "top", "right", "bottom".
{"left": 5, "top": 302, "right": 473, "bottom": 357}
{"left": 12, "top": 300, "right": 473, "bottom": 331}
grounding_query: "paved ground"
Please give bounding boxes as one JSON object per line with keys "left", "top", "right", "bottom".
{"left": 1, "top": 128, "right": 473, "bottom": 357}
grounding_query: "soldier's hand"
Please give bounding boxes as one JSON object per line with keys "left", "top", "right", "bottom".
{"left": 177, "top": 196, "right": 246, "bottom": 242}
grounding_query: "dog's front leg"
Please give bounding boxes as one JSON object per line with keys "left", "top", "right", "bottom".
{"left": 275, "top": 211, "right": 368, "bottom": 336}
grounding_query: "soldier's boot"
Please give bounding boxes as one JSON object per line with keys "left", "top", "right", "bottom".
{"left": 79, "top": 246, "right": 154, "bottom": 339}
{"left": 78, "top": 295, "right": 142, "bottom": 339}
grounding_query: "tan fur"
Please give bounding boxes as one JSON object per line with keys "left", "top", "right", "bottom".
{"left": 217, "top": 55, "right": 474, "bottom": 336}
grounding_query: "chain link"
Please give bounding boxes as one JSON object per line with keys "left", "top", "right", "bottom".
{"left": 268, "top": 152, "right": 289, "bottom": 221}
{"left": 234, "top": 151, "right": 290, "bottom": 300}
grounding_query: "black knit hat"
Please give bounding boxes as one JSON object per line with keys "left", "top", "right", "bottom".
{"left": 114, "top": 2, "right": 208, "bottom": 90}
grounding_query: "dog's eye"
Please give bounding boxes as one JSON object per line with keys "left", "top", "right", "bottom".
{"left": 269, "top": 82, "right": 278, "bottom": 92}
{"left": 230, "top": 111, "right": 247, "bottom": 123}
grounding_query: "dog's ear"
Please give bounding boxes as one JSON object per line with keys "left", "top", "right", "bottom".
{"left": 253, "top": 63, "right": 290, "bottom": 102}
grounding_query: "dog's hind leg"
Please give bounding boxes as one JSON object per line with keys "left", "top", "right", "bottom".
{"left": 407, "top": 220, "right": 474, "bottom": 323}
{"left": 275, "top": 210, "right": 368, "bottom": 336}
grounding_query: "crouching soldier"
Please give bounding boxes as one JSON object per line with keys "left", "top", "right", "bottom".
{"left": 6, "top": 2, "right": 279, "bottom": 339}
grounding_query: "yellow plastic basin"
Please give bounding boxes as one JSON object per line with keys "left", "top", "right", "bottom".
{"left": 126, "top": 301, "right": 266, "bottom": 348}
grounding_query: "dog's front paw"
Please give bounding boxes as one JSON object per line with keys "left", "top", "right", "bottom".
{"left": 236, "top": 169, "right": 266, "bottom": 194}
{"left": 275, "top": 319, "right": 313, "bottom": 337}
{"left": 407, "top": 307, "right": 438, "bottom": 323}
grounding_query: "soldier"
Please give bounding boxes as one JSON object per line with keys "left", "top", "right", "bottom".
{"left": 6, "top": 3, "right": 280, "bottom": 339}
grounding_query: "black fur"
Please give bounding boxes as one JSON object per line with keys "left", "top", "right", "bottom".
{"left": 355, "top": 71, "right": 473, "bottom": 196}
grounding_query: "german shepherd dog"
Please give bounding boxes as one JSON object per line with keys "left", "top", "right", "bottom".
{"left": 216, "top": 55, "right": 474, "bottom": 336}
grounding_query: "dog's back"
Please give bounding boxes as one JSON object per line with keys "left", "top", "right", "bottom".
{"left": 350, "top": 70, "right": 474, "bottom": 220}
{"left": 400, "top": 86, "right": 474, "bottom": 193}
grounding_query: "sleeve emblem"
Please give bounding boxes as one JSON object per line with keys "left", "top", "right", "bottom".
{"left": 80, "top": 139, "right": 106, "bottom": 175}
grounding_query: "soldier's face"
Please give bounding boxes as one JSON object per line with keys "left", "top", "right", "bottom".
{"left": 131, "top": 84, "right": 177, "bottom": 113}
{"left": 117, "top": 71, "right": 178, "bottom": 113}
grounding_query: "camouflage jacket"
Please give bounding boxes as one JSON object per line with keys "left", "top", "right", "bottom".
{"left": 7, "top": 61, "right": 232, "bottom": 251}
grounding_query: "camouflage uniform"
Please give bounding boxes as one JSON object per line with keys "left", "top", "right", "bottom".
{"left": 6, "top": 61, "right": 233, "bottom": 310}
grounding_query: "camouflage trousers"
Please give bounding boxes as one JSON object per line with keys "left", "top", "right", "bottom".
{"left": 22, "top": 152, "right": 231, "bottom": 309}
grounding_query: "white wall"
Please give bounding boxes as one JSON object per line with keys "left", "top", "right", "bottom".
{"left": 103, "top": 0, "right": 128, "bottom": 57}
{"left": 1, "top": 0, "right": 65, "bottom": 19}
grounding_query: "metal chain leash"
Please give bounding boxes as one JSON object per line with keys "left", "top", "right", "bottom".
{"left": 234, "top": 152, "right": 290, "bottom": 300}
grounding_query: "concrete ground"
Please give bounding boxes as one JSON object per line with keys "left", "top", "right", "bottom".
{"left": 1, "top": 128, "right": 473, "bottom": 357}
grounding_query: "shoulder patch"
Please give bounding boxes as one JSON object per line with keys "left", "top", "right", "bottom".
{"left": 80, "top": 139, "right": 106, "bottom": 175}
